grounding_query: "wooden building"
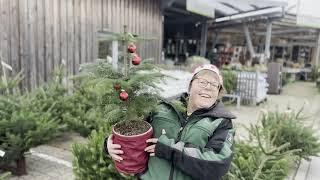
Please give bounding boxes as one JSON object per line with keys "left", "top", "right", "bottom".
{"left": 0, "top": 0, "right": 163, "bottom": 90}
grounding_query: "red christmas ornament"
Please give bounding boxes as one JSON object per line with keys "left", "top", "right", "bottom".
{"left": 113, "top": 83, "right": 121, "bottom": 91}
{"left": 119, "top": 90, "right": 129, "bottom": 101}
{"left": 132, "top": 54, "right": 141, "bottom": 65}
{"left": 127, "top": 43, "right": 137, "bottom": 53}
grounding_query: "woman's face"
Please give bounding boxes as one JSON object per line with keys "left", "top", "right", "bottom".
{"left": 188, "top": 71, "right": 220, "bottom": 111}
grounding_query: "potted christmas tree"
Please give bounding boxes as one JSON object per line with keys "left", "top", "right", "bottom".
{"left": 96, "top": 26, "right": 164, "bottom": 174}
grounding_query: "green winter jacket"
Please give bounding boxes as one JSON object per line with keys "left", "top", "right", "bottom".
{"left": 138, "top": 94, "right": 236, "bottom": 180}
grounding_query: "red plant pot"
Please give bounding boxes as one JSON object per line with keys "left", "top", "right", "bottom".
{"left": 112, "top": 123, "right": 153, "bottom": 175}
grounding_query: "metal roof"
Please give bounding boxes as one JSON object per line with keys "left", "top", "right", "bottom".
{"left": 208, "top": 0, "right": 287, "bottom": 16}
{"left": 162, "top": 0, "right": 288, "bottom": 24}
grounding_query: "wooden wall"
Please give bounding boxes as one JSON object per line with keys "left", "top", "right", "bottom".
{"left": 0, "top": 0, "right": 163, "bottom": 90}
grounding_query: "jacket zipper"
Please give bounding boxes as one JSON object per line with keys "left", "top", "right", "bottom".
{"left": 169, "top": 115, "right": 192, "bottom": 180}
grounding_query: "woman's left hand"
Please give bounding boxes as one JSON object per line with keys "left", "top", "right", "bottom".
{"left": 145, "top": 138, "right": 158, "bottom": 156}
{"left": 145, "top": 129, "right": 166, "bottom": 156}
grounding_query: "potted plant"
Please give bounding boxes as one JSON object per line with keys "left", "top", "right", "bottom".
{"left": 96, "top": 26, "right": 164, "bottom": 174}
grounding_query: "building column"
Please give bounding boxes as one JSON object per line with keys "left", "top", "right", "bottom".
{"left": 314, "top": 30, "right": 320, "bottom": 67}
{"left": 265, "top": 21, "right": 272, "bottom": 61}
{"left": 243, "top": 24, "right": 255, "bottom": 58}
{"left": 200, "top": 20, "right": 208, "bottom": 57}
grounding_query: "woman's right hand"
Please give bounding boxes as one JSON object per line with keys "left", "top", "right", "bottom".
{"left": 107, "top": 135, "right": 124, "bottom": 162}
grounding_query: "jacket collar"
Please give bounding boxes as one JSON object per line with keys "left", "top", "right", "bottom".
{"left": 177, "top": 93, "right": 236, "bottom": 120}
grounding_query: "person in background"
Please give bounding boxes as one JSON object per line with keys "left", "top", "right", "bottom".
{"left": 106, "top": 64, "right": 236, "bottom": 180}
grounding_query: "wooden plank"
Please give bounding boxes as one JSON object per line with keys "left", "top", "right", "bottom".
{"left": 74, "top": 0, "right": 80, "bottom": 74}
{"left": 80, "top": 0, "right": 86, "bottom": 64}
{"left": 92, "top": 0, "right": 100, "bottom": 61}
{"left": 119, "top": 0, "right": 122, "bottom": 31}
{"left": 154, "top": 0, "right": 157, "bottom": 62}
{"left": 142, "top": 0, "right": 147, "bottom": 58}
{"left": 0, "top": 0, "right": 3, "bottom": 70}
{"left": 36, "top": 0, "right": 44, "bottom": 85}
{"left": 9, "top": 0, "right": 20, "bottom": 76}
{"left": 53, "top": 0, "right": 60, "bottom": 72}
{"left": 100, "top": 0, "right": 104, "bottom": 28}
{"left": 121, "top": 0, "right": 124, "bottom": 30}
{"left": 115, "top": 0, "right": 120, "bottom": 32}
{"left": 32, "top": 0, "right": 40, "bottom": 86}
{"left": 1, "top": 0, "right": 11, "bottom": 70}
{"left": 143, "top": 0, "right": 148, "bottom": 58}
{"left": 95, "top": 0, "right": 102, "bottom": 31}
{"left": 67, "top": 0, "right": 74, "bottom": 76}
{"left": 28, "top": 0, "right": 38, "bottom": 89}
{"left": 87, "top": 0, "right": 93, "bottom": 62}
{"left": 147, "top": 0, "right": 152, "bottom": 59}
{"left": 60, "top": 0, "right": 68, "bottom": 80}
{"left": 108, "top": 0, "right": 112, "bottom": 29}
{"left": 44, "top": 0, "right": 52, "bottom": 81}
{"left": 144, "top": 0, "right": 149, "bottom": 59}
{"left": 0, "top": 0, "right": 4, "bottom": 71}
{"left": 135, "top": 0, "right": 139, "bottom": 35}
{"left": 132, "top": 0, "right": 136, "bottom": 34}
{"left": 137, "top": 0, "right": 142, "bottom": 57}
{"left": 156, "top": 0, "right": 161, "bottom": 63}
{"left": 19, "top": 0, "right": 30, "bottom": 90}
{"left": 87, "top": 0, "right": 91, "bottom": 62}
{"left": 150, "top": 0, "right": 154, "bottom": 62}
{"left": 7, "top": 0, "right": 12, "bottom": 70}
{"left": 85, "top": 0, "right": 89, "bottom": 63}
{"left": 124, "top": 0, "right": 127, "bottom": 31}
{"left": 90, "top": 0, "right": 94, "bottom": 61}
{"left": 136, "top": 0, "right": 141, "bottom": 56}
{"left": 0, "top": 0, "right": 8, "bottom": 69}
{"left": 127, "top": 0, "right": 131, "bottom": 32}
{"left": 91, "top": 0, "right": 97, "bottom": 61}
{"left": 106, "top": 0, "right": 110, "bottom": 29}
{"left": 153, "top": 0, "right": 157, "bottom": 62}
{"left": 147, "top": 0, "right": 151, "bottom": 59}
{"left": 48, "top": 0, "right": 55, "bottom": 77}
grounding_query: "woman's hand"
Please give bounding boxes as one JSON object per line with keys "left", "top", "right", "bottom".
{"left": 145, "top": 129, "right": 166, "bottom": 156}
{"left": 107, "top": 135, "right": 124, "bottom": 162}
{"left": 145, "top": 138, "right": 158, "bottom": 156}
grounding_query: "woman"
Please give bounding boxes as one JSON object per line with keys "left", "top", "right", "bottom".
{"left": 105, "top": 64, "right": 236, "bottom": 180}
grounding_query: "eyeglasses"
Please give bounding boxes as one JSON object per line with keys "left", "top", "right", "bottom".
{"left": 194, "top": 78, "right": 220, "bottom": 90}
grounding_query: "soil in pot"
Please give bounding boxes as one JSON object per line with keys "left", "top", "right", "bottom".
{"left": 114, "top": 120, "right": 150, "bottom": 136}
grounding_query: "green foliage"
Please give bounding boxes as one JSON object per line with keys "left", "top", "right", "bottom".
{"left": 0, "top": 95, "right": 65, "bottom": 164}
{"left": 72, "top": 130, "right": 134, "bottom": 180}
{"left": 0, "top": 71, "right": 23, "bottom": 95}
{"left": 66, "top": 49, "right": 164, "bottom": 136}
{"left": 226, "top": 141, "right": 292, "bottom": 180}
{"left": 225, "top": 121, "right": 300, "bottom": 180}
{"left": 224, "top": 108, "right": 320, "bottom": 180}
{"left": 221, "top": 70, "right": 237, "bottom": 94}
{"left": 30, "top": 73, "right": 69, "bottom": 125}
{"left": 258, "top": 109, "right": 320, "bottom": 160}
{"left": 0, "top": 172, "right": 11, "bottom": 180}
{"left": 282, "top": 73, "right": 291, "bottom": 87}
{"left": 0, "top": 65, "right": 66, "bottom": 168}
{"left": 72, "top": 28, "right": 165, "bottom": 179}
{"left": 311, "top": 66, "right": 320, "bottom": 82}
